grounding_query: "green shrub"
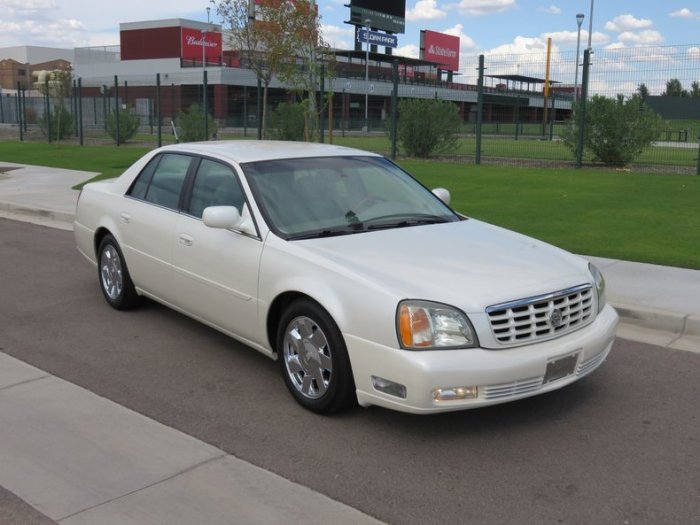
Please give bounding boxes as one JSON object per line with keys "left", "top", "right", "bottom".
{"left": 397, "top": 99, "right": 461, "bottom": 158}
{"left": 562, "top": 94, "right": 663, "bottom": 166}
{"left": 270, "top": 102, "right": 305, "bottom": 141}
{"left": 39, "top": 105, "right": 73, "bottom": 141}
{"left": 105, "top": 107, "right": 140, "bottom": 145}
{"left": 177, "top": 103, "right": 218, "bottom": 142}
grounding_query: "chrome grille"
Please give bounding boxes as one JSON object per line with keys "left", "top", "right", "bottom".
{"left": 486, "top": 284, "right": 594, "bottom": 346}
{"left": 482, "top": 377, "right": 543, "bottom": 400}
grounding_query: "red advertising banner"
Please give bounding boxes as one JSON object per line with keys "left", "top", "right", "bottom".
{"left": 181, "top": 28, "right": 222, "bottom": 62}
{"left": 421, "top": 30, "right": 460, "bottom": 72}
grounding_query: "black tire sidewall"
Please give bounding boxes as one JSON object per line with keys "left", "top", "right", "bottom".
{"left": 97, "top": 235, "right": 139, "bottom": 310}
{"left": 277, "top": 299, "right": 355, "bottom": 414}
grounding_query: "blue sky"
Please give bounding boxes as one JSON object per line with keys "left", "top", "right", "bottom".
{"left": 1, "top": 0, "right": 698, "bottom": 83}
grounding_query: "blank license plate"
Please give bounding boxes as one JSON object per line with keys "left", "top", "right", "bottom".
{"left": 544, "top": 353, "right": 579, "bottom": 384}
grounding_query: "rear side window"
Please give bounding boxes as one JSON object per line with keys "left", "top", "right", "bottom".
{"left": 128, "top": 153, "right": 193, "bottom": 210}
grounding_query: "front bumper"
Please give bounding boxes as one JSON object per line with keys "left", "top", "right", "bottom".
{"left": 347, "top": 304, "right": 618, "bottom": 414}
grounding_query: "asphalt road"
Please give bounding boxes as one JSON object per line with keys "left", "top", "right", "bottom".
{"left": 1, "top": 218, "right": 699, "bottom": 525}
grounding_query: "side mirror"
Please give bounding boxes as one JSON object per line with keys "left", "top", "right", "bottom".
{"left": 432, "top": 187, "right": 451, "bottom": 206}
{"left": 203, "top": 206, "right": 242, "bottom": 229}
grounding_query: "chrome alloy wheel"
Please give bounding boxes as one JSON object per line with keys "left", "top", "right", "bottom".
{"left": 282, "top": 316, "right": 333, "bottom": 399}
{"left": 100, "top": 244, "right": 123, "bottom": 301}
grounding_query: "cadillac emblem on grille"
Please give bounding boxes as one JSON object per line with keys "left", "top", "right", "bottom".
{"left": 549, "top": 308, "right": 564, "bottom": 328}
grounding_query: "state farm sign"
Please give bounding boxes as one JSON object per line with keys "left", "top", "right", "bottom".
{"left": 420, "top": 30, "right": 460, "bottom": 72}
{"left": 181, "top": 28, "right": 222, "bottom": 62}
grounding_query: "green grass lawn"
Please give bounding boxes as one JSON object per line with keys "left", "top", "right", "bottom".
{"left": 1, "top": 141, "right": 698, "bottom": 269}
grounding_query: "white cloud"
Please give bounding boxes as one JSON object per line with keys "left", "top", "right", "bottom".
{"left": 669, "top": 8, "right": 699, "bottom": 19}
{"left": 443, "top": 24, "right": 479, "bottom": 50}
{"left": 395, "top": 44, "right": 420, "bottom": 59}
{"left": 454, "top": 0, "right": 517, "bottom": 17}
{"left": 604, "top": 14, "right": 653, "bottom": 32}
{"left": 617, "top": 30, "right": 663, "bottom": 45}
{"left": 538, "top": 5, "right": 561, "bottom": 15}
{"left": 542, "top": 30, "right": 609, "bottom": 46}
{"left": 321, "top": 24, "right": 355, "bottom": 50}
{"left": 687, "top": 47, "right": 700, "bottom": 58}
{"left": 406, "top": 0, "right": 447, "bottom": 21}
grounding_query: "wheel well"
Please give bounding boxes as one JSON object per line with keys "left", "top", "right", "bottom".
{"left": 93, "top": 227, "right": 113, "bottom": 257}
{"left": 267, "top": 292, "right": 317, "bottom": 354}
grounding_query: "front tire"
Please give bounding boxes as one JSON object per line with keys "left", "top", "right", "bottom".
{"left": 277, "top": 299, "right": 356, "bottom": 414}
{"left": 97, "top": 234, "right": 141, "bottom": 310}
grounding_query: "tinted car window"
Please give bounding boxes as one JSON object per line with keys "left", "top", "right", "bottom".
{"left": 188, "top": 159, "right": 245, "bottom": 219}
{"left": 136, "top": 154, "right": 192, "bottom": 210}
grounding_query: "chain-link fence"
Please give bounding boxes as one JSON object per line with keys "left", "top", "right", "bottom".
{"left": 1, "top": 43, "right": 698, "bottom": 173}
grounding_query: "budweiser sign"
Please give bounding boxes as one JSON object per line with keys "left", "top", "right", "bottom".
{"left": 181, "top": 27, "right": 222, "bottom": 62}
{"left": 420, "top": 30, "right": 460, "bottom": 72}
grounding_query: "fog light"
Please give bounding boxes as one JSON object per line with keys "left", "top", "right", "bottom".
{"left": 371, "top": 376, "right": 407, "bottom": 399}
{"left": 432, "top": 386, "right": 478, "bottom": 401}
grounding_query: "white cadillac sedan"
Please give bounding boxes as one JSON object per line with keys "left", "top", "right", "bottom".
{"left": 74, "top": 141, "right": 618, "bottom": 414}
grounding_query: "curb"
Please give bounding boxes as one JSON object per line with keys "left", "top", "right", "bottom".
{"left": 612, "top": 302, "right": 700, "bottom": 338}
{"left": 0, "top": 200, "right": 76, "bottom": 225}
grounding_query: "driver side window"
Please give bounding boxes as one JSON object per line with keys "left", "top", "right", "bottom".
{"left": 188, "top": 159, "right": 245, "bottom": 219}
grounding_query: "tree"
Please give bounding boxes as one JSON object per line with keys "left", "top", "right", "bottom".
{"left": 215, "top": 0, "right": 291, "bottom": 139}
{"left": 562, "top": 94, "right": 663, "bottom": 167}
{"left": 691, "top": 81, "right": 700, "bottom": 98}
{"left": 272, "top": 1, "right": 334, "bottom": 141}
{"left": 397, "top": 99, "right": 461, "bottom": 158}
{"left": 106, "top": 107, "right": 140, "bottom": 144}
{"left": 270, "top": 101, "right": 305, "bottom": 140}
{"left": 637, "top": 83, "right": 649, "bottom": 100}
{"left": 34, "top": 68, "right": 73, "bottom": 142}
{"left": 664, "top": 78, "right": 689, "bottom": 97}
{"left": 177, "top": 103, "right": 218, "bottom": 142}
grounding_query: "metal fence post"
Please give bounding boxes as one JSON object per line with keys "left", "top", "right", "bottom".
{"left": 114, "top": 75, "right": 120, "bottom": 146}
{"left": 549, "top": 93, "right": 555, "bottom": 141}
{"left": 696, "top": 129, "right": 700, "bottom": 175}
{"left": 576, "top": 49, "right": 591, "bottom": 169}
{"left": 73, "top": 79, "right": 79, "bottom": 137}
{"left": 256, "top": 78, "right": 262, "bottom": 140}
{"left": 476, "top": 55, "right": 485, "bottom": 165}
{"left": 156, "top": 73, "right": 162, "bottom": 148}
{"left": 78, "top": 78, "right": 84, "bottom": 146}
{"left": 16, "top": 84, "right": 23, "bottom": 141}
{"left": 319, "top": 64, "right": 325, "bottom": 144}
{"left": 45, "top": 78, "right": 52, "bottom": 144}
{"left": 203, "top": 70, "right": 208, "bottom": 141}
{"left": 391, "top": 59, "right": 399, "bottom": 160}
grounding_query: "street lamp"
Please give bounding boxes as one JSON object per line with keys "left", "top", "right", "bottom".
{"left": 587, "top": 0, "right": 594, "bottom": 50}
{"left": 364, "top": 18, "right": 371, "bottom": 134}
{"left": 574, "top": 13, "right": 584, "bottom": 100}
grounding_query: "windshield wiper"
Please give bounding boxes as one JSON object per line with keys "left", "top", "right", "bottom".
{"left": 287, "top": 226, "right": 365, "bottom": 240}
{"left": 365, "top": 214, "right": 449, "bottom": 230}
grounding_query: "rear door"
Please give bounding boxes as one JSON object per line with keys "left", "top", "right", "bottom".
{"left": 120, "top": 152, "right": 195, "bottom": 303}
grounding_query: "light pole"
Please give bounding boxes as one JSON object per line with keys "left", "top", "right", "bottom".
{"left": 574, "top": 13, "right": 584, "bottom": 100}
{"left": 364, "top": 18, "right": 371, "bottom": 134}
{"left": 587, "top": 0, "right": 594, "bottom": 50}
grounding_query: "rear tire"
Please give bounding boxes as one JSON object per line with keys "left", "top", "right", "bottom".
{"left": 97, "top": 234, "right": 141, "bottom": 310}
{"left": 277, "top": 299, "right": 356, "bottom": 414}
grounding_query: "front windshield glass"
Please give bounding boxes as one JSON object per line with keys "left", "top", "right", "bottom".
{"left": 241, "top": 156, "right": 459, "bottom": 239}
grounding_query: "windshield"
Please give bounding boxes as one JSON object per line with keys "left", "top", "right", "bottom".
{"left": 241, "top": 156, "right": 460, "bottom": 239}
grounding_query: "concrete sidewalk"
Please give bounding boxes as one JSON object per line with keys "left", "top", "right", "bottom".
{"left": 0, "top": 352, "right": 382, "bottom": 525}
{"left": 0, "top": 160, "right": 698, "bottom": 524}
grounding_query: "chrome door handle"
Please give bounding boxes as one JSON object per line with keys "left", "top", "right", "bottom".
{"left": 120, "top": 213, "right": 130, "bottom": 224}
{"left": 179, "top": 233, "right": 194, "bottom": 247}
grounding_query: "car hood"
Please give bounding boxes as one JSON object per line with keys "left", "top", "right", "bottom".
{"left": 294, "top": 219, "right": 592, "bottom": 313}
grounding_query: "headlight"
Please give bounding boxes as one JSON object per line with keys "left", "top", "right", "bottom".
{"left": 397, "top": 300, "right": 477, "bottom": 350}
{"left": 589, "top": 263, "right": 607, "bottom": 313}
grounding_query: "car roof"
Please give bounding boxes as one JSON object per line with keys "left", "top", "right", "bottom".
{"left": 157, "top": 140, "right": 381, "bottom": 164}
